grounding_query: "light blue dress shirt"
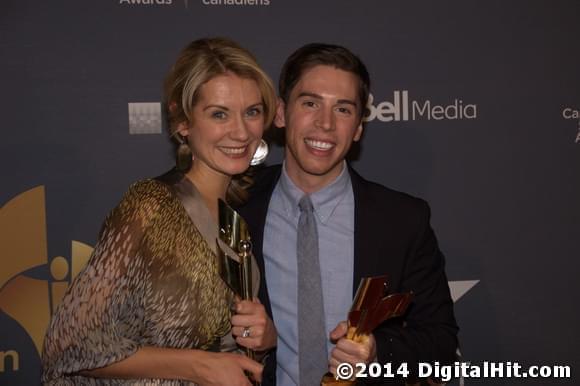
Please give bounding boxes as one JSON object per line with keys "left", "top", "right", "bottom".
{"left": 263, "top": 162, "right": 355, "bottom": 386}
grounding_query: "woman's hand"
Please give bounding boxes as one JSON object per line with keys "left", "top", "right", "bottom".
{"left": 78, "top": 347, "right": 261, "bottom": 385}
{"left": 189, "top": 351, "right": 262, "bottom": 386}
{"left": 231, "top": 298, "right": 277, "bottom": 352}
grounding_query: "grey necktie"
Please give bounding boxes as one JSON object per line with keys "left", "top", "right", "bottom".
{"left": 298, "top": 195, "right": 328, "bottom": 385}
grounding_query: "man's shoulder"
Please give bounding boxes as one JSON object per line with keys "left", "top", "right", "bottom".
{"left": 247, "top": 164, "right": 282, "bottom": 197}
{"left": 235, "top": 164, "right": 282, "bottom": 217}
{"left": 349, "top": 168, "right": 428, "bottom": 212}
{"left": 350, "top": 169, "right": 435, "bottom": 240}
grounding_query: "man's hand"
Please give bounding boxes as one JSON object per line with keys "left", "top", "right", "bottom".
{"left": 328, "top": 321, "right": 377, "bottom": 378}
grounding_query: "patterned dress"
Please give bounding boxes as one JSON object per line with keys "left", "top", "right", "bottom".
{"left": 42, "top": 173, "right": 253, "bottom": 385}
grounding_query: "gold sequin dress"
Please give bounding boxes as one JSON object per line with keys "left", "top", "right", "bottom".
{"left": 42, "top": 172, "right": 254, "bottom": 385}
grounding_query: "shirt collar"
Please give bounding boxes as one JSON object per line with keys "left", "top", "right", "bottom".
{"left": 278, "top": 161, "right": 352, "bottom": 225}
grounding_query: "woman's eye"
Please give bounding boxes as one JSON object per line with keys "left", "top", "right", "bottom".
{"left": 246, "top": 106, "right": 263, "bottom": 117}
{"left": 212, "top": 111, "right": 226, "bottom": 119}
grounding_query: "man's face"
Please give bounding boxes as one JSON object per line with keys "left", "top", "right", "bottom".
{"left": 276, "top": 65, "right": 363, "bottom": 191}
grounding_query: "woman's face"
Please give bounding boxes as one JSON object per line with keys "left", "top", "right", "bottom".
{"left": 178, "top": 72, "right": 265, "bottom": 178}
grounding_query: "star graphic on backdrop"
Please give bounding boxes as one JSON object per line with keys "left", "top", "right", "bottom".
{"left": 448, "top": 280, "right": 479, "bottom": 302}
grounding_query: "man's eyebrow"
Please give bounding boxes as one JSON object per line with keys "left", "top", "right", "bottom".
{"left": 336, "top": 99, "right": 358, "bottom": 107}
{"left": 297, "top": 92, "right": 323, "bottom": 100}
{"left": 297, "top": 92, "right": 358, "bottom": 107}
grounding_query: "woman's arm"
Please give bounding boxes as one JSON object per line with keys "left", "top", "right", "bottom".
{"left": 81, "top": 346, "right": 263, "bottom": 386}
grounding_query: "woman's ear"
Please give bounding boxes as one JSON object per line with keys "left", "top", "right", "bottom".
{"left": 176, "top": 121, "right": 189, "bottom": 138}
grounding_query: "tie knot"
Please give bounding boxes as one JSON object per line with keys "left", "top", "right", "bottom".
{"left": 298, "top": 195, "right": 314, "bottom": 213}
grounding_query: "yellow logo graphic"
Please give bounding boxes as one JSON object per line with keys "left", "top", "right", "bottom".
{"left": 0, "top": 186, "right": 93, "bottom": 358}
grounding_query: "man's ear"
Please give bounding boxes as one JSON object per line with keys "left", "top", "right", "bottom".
{"left": 353, "top": 122, "right": 364, "bottom": 142}
{"left": 274, "top": 98, "right": 286, "bottom": 128}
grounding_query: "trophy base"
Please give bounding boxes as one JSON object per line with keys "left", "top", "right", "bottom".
{"left": 321, "top": 373, "right": 354, "bottom": 386}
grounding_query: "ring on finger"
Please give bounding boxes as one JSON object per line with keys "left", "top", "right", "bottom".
{"left": 242, "top": 326, "right": 251, "bottom": 338}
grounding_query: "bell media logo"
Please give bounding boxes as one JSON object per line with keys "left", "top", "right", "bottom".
{"left": 0, "top": 187, "right": 93, "bottom": 374}
{"left": 562, "top": 106, "right": 580, "bottom": 144}
{"left": 364, "top": 91, "right": 477, "bottom": 123}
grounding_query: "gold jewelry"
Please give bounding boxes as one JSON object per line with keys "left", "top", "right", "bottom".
{"left": 176, "top": 135, "right": 192, "bottom": 172}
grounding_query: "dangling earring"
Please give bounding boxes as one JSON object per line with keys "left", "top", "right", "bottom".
{"left": 176, "top": 135, "right": 193, "bottom": 172}
{"left": 250, "top": 139, "right": 269, "bottom": 166}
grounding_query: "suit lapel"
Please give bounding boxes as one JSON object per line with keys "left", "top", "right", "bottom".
{"left": 350, "top": 166, "right": 408, "bottom": 295}
{"left": 350, "top": 167, "right": 376, "bottom": 297}
{"left": 238, "top": 165, "right": 282, "bottom": 318}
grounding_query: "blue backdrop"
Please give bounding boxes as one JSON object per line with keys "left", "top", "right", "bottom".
{"left": 1, "top": 1, "right": 579, "bottom": 384}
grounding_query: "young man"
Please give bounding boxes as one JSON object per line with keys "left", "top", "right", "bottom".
{"left": 239, "top": 43, "right": 458, "bottom": 386}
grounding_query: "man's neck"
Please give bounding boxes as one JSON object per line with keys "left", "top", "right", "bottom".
{"left": 284, "top": 160, "right": 346, "bottom": 195}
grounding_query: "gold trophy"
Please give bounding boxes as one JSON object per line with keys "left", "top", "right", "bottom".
{"left": 217, "top": 199, "right": 254, "bottom": 304}
{"left": 216, "top": 199, "right": 258, "bottom": 384}
{"left": 321, "top": 276, "right": 413, "bottom": 386}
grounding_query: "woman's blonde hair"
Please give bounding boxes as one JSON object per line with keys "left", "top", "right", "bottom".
{"left": 164, "top": 37, "right": 276, "bottom": 137}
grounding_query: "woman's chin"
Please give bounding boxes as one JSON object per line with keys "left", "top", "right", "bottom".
{"left": 221, "top": 160, "right": 252, "bottom": 176}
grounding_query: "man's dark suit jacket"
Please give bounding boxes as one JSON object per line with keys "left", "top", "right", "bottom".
{"left": 238, "top": 164, "right": 458, "bottom": 385}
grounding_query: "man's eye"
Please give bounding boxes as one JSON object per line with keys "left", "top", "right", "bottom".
{"left": 303, "top": 101, "right": 316, "bottom": 108}
{"left": 337, "top": 106, "right": 353, "bottom": 115}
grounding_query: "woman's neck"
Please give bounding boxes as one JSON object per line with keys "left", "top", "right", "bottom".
{"left": 184, "top": 164, "right": 230, "bottom": 222}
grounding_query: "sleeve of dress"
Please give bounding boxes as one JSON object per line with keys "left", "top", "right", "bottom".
{"left": 41, "top": 180, "right": 164, "bottom": 382}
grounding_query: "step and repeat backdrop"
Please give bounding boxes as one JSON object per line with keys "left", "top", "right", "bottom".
{"left": 1, "top": 1, "right": 579, "bottom": 385}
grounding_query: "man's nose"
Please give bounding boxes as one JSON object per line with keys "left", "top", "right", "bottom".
{"left": 314, "top": 107, "right": 334, "bottom": 131}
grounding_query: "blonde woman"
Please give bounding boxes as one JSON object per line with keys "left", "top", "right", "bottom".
{"left": 42, "top": 37, "right": 277, "bottom": 386}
